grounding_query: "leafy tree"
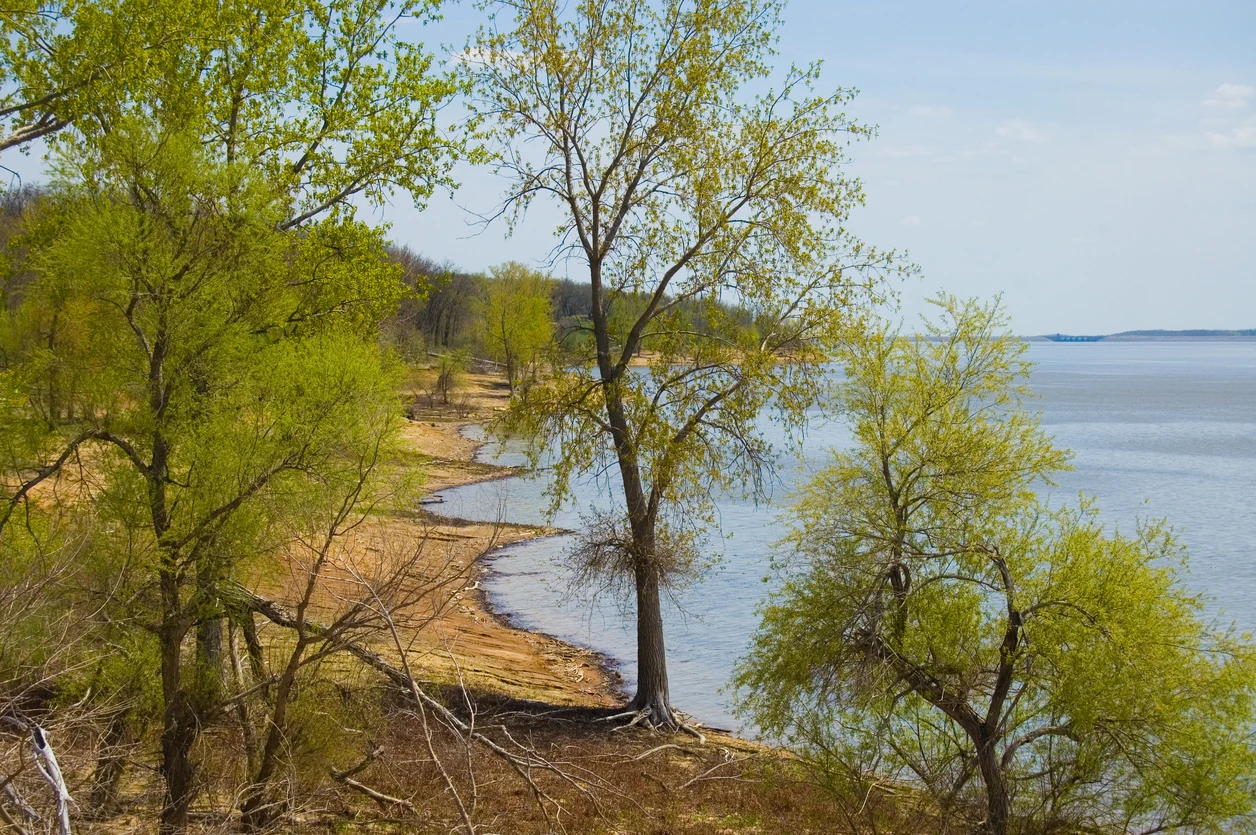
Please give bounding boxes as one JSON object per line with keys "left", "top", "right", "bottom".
{"left": 3, "top": 0, "right": 465, "bottom": 229}
{"left": 0, "top": 0, "right": 181, "bottom": 153}
{"left": 0, "top": 2, "right": 464, "bottom": 830}
{"left": 735, "top": 296, "right": 1256, "bottom": 835}
{"left": 0, "top": 118, "right": 408, "bottom": 832}
{"left": 483, "top": 261, "right": 554, "bottom": 393}
{"left": 470, "top": 0, "right": 905, "bottom": 726}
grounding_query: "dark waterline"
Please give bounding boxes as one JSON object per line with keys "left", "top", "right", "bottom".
{"left": 437, "top": 341, "right": 1256, "bottom": 733}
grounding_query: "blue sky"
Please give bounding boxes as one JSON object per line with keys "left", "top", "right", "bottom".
{"left": 387, "top": 0, "right": 1255, "bottom": 334}
{"left": 6, "top": 1, "right": 1249, "bottom": 333}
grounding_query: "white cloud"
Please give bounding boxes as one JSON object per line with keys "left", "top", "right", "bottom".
{"left": 1159, "top": 124, "right": 1256, "bottom": 150}
{"left": 1207, "top": 125, "right": 1256, "bottom": 148}
{"left": 970, "top": 220, "right": 987, "bottom": 228}
{"left": 996, "top": 120, "right": 1050, "bottom": 143}
{"left": 909, "top": 105, "right": 952, "bottom": 118}
{"left": 899, "top": 215, "right": 923, "bottom": 227}
{"left": 1202, "top": 83, "right": 1255, "bottom": 109}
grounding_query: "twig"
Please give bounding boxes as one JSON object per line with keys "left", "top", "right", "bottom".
{"left": 676, "top": 754, "right": 754, "bottom": 790}
{"left": 330, "top": 772, "right": 416, "bottom": 814}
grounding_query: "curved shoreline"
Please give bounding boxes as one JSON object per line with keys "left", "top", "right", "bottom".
{"left": 398, "top": 386, "right": 626, "bottom": 708}
{"left": 473, "top": 540, "right": 630, "bottom": 702}
{"left": 445, "top": 424, "right": 630, "bottom": 702}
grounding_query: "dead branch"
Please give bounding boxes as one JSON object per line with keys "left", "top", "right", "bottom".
{"left": 31, "top": 725, "right": 73, "bottom": 835}
{"left": 628, "top": 744, "right": 684, "bottom": 762}
{"left": 1, "top": 719, "right": 72, "bottom": 835}
{"left": 676, "top": 752, "right": 756, "bottom": 791}
{"left": 330, "top": 771, "right": 415, "bottom": 814}
{"left": 243, "top": 584, "right": 612, "bottom": 831}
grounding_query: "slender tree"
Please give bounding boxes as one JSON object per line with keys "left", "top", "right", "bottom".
{"left": 483, "top": 261, "right": 554, "bottom": 393}
{"left": 470, "top": 0, "right": 907, "bottom": 726}
{"left": 736, "top": 296, "right": 1256, "bottom": 834}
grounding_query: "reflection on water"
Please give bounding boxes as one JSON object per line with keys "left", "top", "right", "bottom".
{"left": 438, "top": 341, "right": 1256, "bottom": 732}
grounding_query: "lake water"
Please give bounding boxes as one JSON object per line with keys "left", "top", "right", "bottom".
{"left": 438, "top": 341, "right": 1256, "bottom": 732}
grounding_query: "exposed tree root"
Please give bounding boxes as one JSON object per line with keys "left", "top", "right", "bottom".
{"left": 598, "top": 704, "right": 707, "bottom": 744}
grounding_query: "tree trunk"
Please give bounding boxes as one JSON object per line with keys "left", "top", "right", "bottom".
{"left": 626, "top": 558, "right": 673, "bottom": 725}
{"left": 975, "top": 735, "right": 1010, "bottom": 835}
{"left": 158, "top": 600, "right": 197, "bottom": 835}
{"left": 195, "top": 616, "right": 225, "bottom": 704}
{"left": 89, "top": 708, "right": 130, "bottom": 813}
{"left": 589, "top": 260, "right": 678, "bottom": 727}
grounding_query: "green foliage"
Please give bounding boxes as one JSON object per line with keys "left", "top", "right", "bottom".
{"left": 3, "top": 0, "right": 469, "bottom": 226}
{"left": 735, "top": 295, "right": 1256, "bottom": 833}
{"left": 0, "top": 0, "right": 180, "bottom": 152}
{"left": 482, "top": 261, "right": 554, "bottom": 393}
{"left": 476, "top": 0, "right": 908, "bottom": 574}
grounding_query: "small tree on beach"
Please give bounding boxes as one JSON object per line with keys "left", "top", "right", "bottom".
{"left": 483, "top": 261, "right": 554, "bottom": 394}
{"left": 735, "top": 295, "right": 1256, "bottom": 834}
{"left": 468, "top": 0, "right": 908, "bottom": 728}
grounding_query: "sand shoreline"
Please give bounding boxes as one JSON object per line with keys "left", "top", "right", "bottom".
{"left": 444, "top": 419, "right": 631, "bottom": 705}
{"left": 394, "top": 374, "right": 625, "bottom": 708}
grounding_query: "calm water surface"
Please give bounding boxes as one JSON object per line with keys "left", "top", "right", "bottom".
{"left": 439, "top": 341, "right": 1256, "bottom": 732}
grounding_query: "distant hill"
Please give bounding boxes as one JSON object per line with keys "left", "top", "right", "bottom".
{"left": 1037, "top": 329, "right": 1256, "bottom": 342}
{"left": 1109, "top": 329, "right": 1256, "bottom": 338}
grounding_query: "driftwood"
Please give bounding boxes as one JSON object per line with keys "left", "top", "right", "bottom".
{"left": 1, "top": 718, "right": 73, "bottom": 835}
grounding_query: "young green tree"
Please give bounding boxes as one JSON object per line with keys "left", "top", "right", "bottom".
{"left": 483, "top": 261, "right": 554, "bottom": 393}
{"left": 0, "top": 118, "right": 409, "bottom": 832}
{"left": 470, "top": 0, "right": 905, "bottom": 727}
{"left": 735, "top": 296, "right": 1256, "bottom": 834}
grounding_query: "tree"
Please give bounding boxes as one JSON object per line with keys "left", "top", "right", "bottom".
{"left": 0, "top": 121, "right": 408, "bottom": 834}
{"left": 0, "top": 0, "right": 179, "bottom": 154}
{"left": 0, "top": 0, "right": 468, "bottom": 822}
{"left": 470, "top": 0, "right": 905, "bottom": 727}
{"left": 734, "top": 295, "right": 1256, "bottom": 835}
{"left": 483, "top": 261, "right": 554, "bottom": 393}
{"left": 2, "top": 0, "right": 465, "bottom": 228}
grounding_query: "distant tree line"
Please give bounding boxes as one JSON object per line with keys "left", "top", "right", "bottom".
{"left": 381, "top": 244, "right": 760, "bottom": 379}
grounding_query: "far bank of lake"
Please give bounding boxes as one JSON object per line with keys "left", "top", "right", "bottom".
{"left": 439, "top": 341, "right": 1256, "bottom": 732}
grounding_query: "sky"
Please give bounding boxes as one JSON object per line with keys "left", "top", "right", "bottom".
{"left": 381, "top": 0, "right": 1256, "bottom": 335}
{"left": 6, "top": 1, "right": 1250, "bottom": 334}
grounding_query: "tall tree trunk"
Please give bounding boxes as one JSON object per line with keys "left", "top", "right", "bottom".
{"left": 626, "top": 554, "right": 673, "bottom": 725}
{"left": 589, "top": 261, "right": 677, "bottom": 726}
{"left": 975, "top": 735, "right": 1010, "bottom": 835}
{"left": 158, "top": 590, "right": 196, "bottom": 835}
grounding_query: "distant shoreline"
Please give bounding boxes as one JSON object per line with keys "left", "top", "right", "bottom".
{"left": 1031, "top": 329, "right": 1256, "bottom": 342}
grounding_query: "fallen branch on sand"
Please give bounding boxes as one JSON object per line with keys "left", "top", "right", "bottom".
{"left": 241, "top": 586, "right": 614, "bottom": 830}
